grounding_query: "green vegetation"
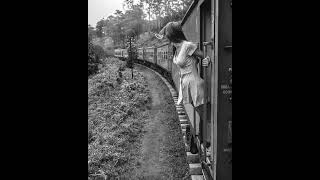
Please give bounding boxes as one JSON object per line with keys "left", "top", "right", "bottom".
{"left": 88, "top": 58, "right": 151, "bottom": 180}
{"left": 92, "top": 0, "right": 193, "bottom": 48}
{"left": 88, "top": 38, "right": 110, "bottom": 77}
{"left": 88, "top": 41, "right": 101, "bottom": 77}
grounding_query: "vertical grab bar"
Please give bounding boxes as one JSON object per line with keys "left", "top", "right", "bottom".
{"left": 202, "top": 43, "right": 208, "bottom": 160}
{"left": 202, "top": 41, "right": 212, "bottom": 161}
{"left": 195, "top": 43, "right": 200, "bottom": 147}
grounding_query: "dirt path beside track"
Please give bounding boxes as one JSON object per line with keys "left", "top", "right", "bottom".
{"left": 129, "top": 65, "right": 189, "bottom": 180}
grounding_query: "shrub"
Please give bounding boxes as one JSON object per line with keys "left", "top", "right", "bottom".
{"left": 88, "top": 41, "right": 101, "bottom": 77}
{"left": 93, "top": 45, "right": 106, "bottom": 60}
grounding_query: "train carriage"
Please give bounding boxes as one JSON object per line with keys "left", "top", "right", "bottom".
{"left": 114, "top": 48, "right": 128, "bottom": 60}
{"left": 144, "top": 47, "right": 156, "bottom": 64}
{"left": 156, "top": 43, "right": 173, "bottom": 72}
{"left": 123, "top": 49, "right": 128, "bottom": 58}
{"left": 179, "top": 0, "right": 232, "bottom": 180}
{"left": 137, "top": 47, "right": 144, "bottom": 60}
{"left": 114, "top": 49, "right": 121, "bottom": 58}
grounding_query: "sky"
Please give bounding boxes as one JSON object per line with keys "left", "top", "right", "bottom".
{"left": 88, "top": 0, "right": 124, "bottom": 28}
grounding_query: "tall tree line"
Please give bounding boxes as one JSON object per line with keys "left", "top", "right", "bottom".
{"left": 94, "top": 0, "right": 193, "bottom": 47}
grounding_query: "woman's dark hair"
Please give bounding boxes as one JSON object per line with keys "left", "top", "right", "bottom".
{"left": 162, "top": 21, "right": 187, "bottom": 43}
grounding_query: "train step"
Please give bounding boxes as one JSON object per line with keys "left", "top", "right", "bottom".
{"left": 191, "top": 175, "right": 204, "bottom": 180}
{"left": 189, "top": 163, "right": 202, "bottom": 175}
{"left": 180, "top": 119, "right": 188, "bottom": 124}
{"left": 176, "top": 108, "right": 184, "bottom": 112}
{"left": 187, "top": 152, "right": 200, "bottom": 163}
{"left": 178, "top": 114, "right": 187, "bottom": 119}
{"left": 181, "top": 123, "right": 189, "bottom": 129}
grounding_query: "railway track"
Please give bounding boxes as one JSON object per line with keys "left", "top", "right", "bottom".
{"left": 134, "top": 62, "right": 205, "bottom": 180}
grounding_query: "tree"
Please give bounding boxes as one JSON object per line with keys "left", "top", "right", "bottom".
{"left": 139, "top": 0, "right": 193, "bottom": 31}
{"left": 93, "top": 0, "right": 193, "bottom": 49}
{"left": 96, "top": 19, "right": 105, "bottom": 38}
{"left": 88, "top": 25, "right": 96, "bottom": 42}
{"left": 88, "top": 41, "right": 101, "bottom": 77}
{"left": 122, "top": 4, "right": 145, "bottom": 37}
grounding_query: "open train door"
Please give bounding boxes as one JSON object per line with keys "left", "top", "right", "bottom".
{"left": 199, "top": 0, "right": 215, "bottom": 178}
{"left": 212, "top": 0, "right": 232, "bottom": 179}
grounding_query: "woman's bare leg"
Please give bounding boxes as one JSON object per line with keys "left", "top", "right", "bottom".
{"left": 195, "top": 102, "right": 211, "bottom": 147}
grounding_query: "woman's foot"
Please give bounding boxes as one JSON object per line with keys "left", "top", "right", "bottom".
{"left": 199, "top": 139, "right": 211, "bottom": 148}
{"left": 206, "top": 145, "right": 213, "bottom": 158}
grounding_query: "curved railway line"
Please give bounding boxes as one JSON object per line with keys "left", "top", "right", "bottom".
{"left": 134, "top": 62, "right": 205, "bottom": 180}
{"left": 129, "top": 64, "right": 190, "bottom": 180}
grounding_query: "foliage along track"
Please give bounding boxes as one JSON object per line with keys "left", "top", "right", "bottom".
{"left": 88, "top": 58, "right": 151, "bottom": 180}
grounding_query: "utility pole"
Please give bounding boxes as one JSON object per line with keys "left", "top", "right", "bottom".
{"left": 129, "top": 36, "right": 133, "bottom": 79}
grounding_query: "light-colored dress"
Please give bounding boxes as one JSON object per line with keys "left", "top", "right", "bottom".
{"left": 173, "top": 41, "right": 205, "bottom": 107}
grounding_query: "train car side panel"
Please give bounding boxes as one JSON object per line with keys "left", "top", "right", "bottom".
{"left": 182, "top": 2, "right": 200, "bottom": 43}
{"left": 215, "top": 0, "right": 232, "bottom": 179}
{"left": 138, "top": 48, "right": 143, "bottom": 59}
{"left": 145, "top": 47, "right": 155, "bottom": 63}
{"left": 157, "top": 44, "right": 170, "bottom": 71}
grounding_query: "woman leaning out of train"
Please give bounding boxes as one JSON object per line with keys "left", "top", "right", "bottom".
{"left": 155, "top": 21, "right": 212, "bottom": 150}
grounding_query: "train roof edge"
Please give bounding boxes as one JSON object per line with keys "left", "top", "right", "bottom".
{"left": 181, "top": 0, "right": 199, "bottom": 26}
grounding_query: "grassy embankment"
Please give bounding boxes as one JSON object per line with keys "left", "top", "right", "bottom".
{"left": 88, "top": 58, "right": 151, "bottom": 180}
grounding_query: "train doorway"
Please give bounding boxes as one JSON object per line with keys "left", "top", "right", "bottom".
{"left": 199, "top": 0, "right": 214, "bottom": 179}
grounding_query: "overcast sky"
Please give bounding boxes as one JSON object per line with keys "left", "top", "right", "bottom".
{"left": 88, "top": 0, "right": 124, "bottom": 28}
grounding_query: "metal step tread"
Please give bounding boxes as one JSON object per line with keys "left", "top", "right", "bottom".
{"left": 181, "top": 124, "right": 189, "bottom": 129}
{"left": 187, "top": 152, "right": 200, "bottom": 163}
{"left": 180, "top": 121, "right": 188, "bottom": 125}
{"left": 191, "top": 175, "right": 204, "bottom": 180}
{"left": 189, "top": 163, "right": 202, "bottom": 175}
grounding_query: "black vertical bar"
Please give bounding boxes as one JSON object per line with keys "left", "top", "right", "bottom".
{"left": 129, "top": 37, "right": 133, "bottom": 79}
{"left": 203, "top": 44, "right": 208, "bottom": 160}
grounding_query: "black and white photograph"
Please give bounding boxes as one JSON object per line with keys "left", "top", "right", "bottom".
{"left": 88, "top": 0, "right": 232, "bottom": 179}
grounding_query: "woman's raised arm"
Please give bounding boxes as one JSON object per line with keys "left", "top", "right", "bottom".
{"left": 192, "top": 49, "right": 211, "bottom": 67}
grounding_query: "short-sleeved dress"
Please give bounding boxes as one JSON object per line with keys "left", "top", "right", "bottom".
{"left": 174, "top": 41, "right": 205, "bottom": 107}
